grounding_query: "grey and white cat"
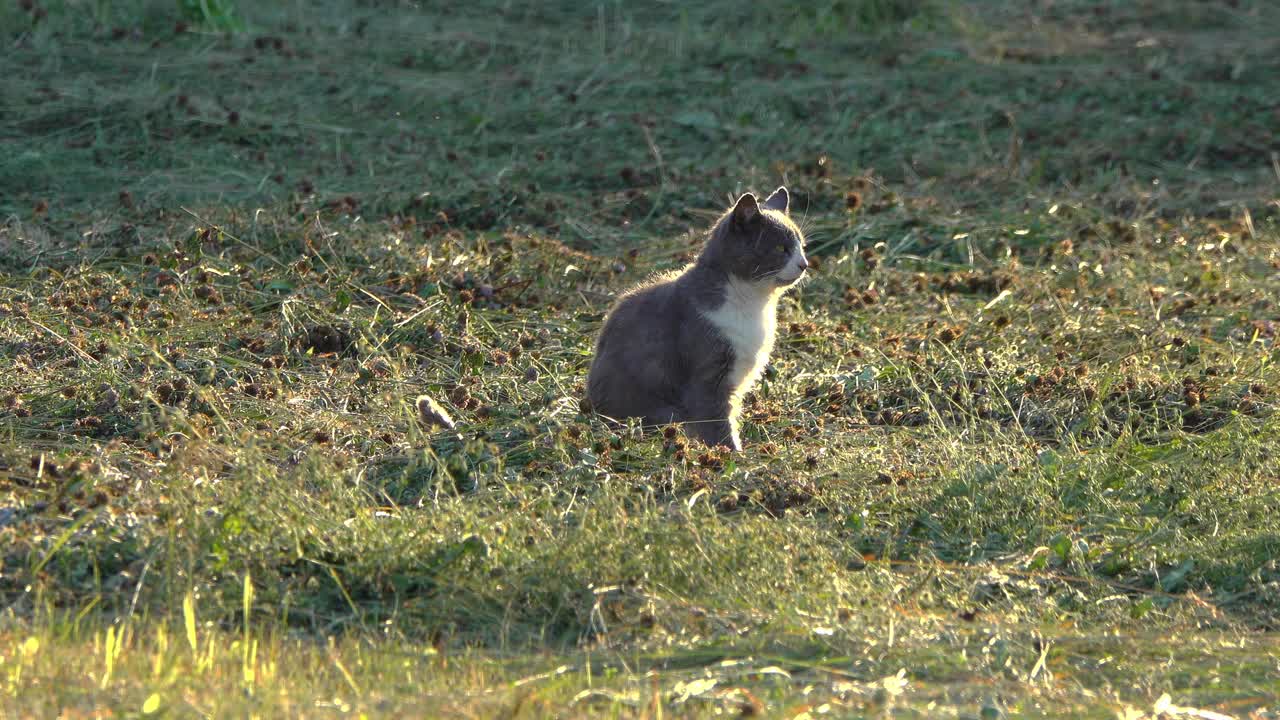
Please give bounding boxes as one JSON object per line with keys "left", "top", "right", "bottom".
{"left": 587, "top": 187, "right": 808, "bottom": 450}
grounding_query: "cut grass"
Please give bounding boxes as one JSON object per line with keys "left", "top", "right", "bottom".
{"left": 2, "top": 0, "right": 1280, "bottom": 716}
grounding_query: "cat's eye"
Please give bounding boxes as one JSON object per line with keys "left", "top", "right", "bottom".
{"left": 775, "top": 243, "right": 788, "bottom": 254}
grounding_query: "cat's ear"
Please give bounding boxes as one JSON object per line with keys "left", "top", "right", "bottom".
{"left": 731, "top": 193, "right": 760, "bottom": 228}
{"left": 762, "top": 186, "right": 789, "bottom": 214}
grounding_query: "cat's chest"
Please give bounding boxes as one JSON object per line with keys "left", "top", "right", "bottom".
{"left": 701, "top": 286, "right": 779, "bottom": 395}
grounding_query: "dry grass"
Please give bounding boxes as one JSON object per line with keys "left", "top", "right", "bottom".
{"left": 2, "top": 0, "right": 1279, "bottom": 717}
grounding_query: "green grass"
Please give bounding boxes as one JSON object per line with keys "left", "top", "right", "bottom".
{"left": 2, "top": 0, "right": 1280, "bottom": 716}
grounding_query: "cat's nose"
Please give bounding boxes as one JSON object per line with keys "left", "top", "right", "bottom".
{"left": 797, "top": 256, "right": 809, "bottom": 270}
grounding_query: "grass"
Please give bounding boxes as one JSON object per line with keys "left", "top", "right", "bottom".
{"left": 2, "top": 0, "right": 1280, "bottom": 716}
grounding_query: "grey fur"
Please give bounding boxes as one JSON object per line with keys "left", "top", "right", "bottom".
{"left": 586, "top": 186, "right": 807, "bottom": 450}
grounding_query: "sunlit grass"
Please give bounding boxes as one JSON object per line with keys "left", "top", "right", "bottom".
{"left": 2, "top": 0, "right": 1279, "bottom": 716}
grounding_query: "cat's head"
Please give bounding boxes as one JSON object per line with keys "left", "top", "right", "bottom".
{"left": 705, "top": 187, "right": 808, "bottom": 287}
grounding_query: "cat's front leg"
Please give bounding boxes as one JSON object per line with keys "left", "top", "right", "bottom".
{"left": 685, "top": 418, "right": 738, "bottom": 451}
{"left": 681, "top": 389, "right": 739, "bottom": 451}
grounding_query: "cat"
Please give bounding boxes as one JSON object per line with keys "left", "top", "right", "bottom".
{"left": 586, "top": 186, "right": 808, "bottom": 450}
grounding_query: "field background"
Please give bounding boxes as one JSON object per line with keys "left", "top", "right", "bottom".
{"left": 2, "top": 0, "right": 1279, "bottom": 717}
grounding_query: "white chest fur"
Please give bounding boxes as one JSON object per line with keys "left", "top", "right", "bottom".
{"left": 702, "top": 276, "right": 782, "bottom": 399}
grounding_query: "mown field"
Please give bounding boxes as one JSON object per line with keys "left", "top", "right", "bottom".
{"left": 2, "top": 0, "right": 1279, "bottom": 717}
